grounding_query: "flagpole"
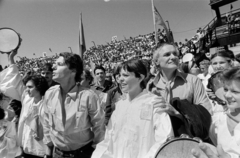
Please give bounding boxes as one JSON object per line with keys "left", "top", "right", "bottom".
{"left": 151, "top": 0, "right": 158, "bottom": 45}
{"left": 79, "top": 12, "right": 83, "bottom": 58}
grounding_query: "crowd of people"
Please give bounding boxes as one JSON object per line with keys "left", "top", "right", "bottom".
{"left": 0, "top": 24, "right": 240, "bottom": 158}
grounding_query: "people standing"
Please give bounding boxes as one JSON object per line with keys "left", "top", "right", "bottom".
{"left": 42, "top": 52, "right": 105, "bottom": 158}
{"left": 92, "top": 59, "right": 173, "bottom": 158}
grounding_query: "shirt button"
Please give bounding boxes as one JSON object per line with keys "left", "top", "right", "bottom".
{"left": 66, "top": 97, "right": 71, "bottom": 104}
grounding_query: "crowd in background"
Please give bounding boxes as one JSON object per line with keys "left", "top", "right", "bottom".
{"left": 0, "top": 27, "right": 207, "bottom": 74}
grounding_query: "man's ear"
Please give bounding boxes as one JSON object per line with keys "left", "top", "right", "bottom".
{"left": 139, "top": 74, "right": 145, "bottom": 82}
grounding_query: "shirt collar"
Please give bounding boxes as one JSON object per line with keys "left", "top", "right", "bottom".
{"left": 66, "top": 84, "right": 79, "bottom": 101}
{"left": 153, "top": 69, "right": 187, "bottom": 87}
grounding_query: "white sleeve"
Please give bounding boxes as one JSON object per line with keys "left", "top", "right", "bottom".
{"left": 209, "top": 113, "right": 220, "bottom": 146}
{"left": 0, "top": 64, "right": 25, "bottom": 101}
{"left": 145, "top": 108, "right": 173, "bottom": 158}
{"left": 0, "top": 122, "right": 20, "bottom": 158}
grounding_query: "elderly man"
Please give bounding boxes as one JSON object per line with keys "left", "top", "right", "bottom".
{"left": 149, "top": 42, "right": 212, "bottom": 141}
{"left": 42, "top": 52, "right": 105, "bottom": 158}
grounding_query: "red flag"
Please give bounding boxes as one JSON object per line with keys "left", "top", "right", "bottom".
{"left": 79, "top": 12, "right": 86, "bottom": 59}
{"left": 151, "top": 0, "right": 171, "bottom": 43}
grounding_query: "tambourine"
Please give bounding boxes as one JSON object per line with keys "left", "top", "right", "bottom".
{"left": 0, "top": 28, "right": 20, "bottom": 53}
{"left": 155, "top": 135, "right": 217, "bottom": 158}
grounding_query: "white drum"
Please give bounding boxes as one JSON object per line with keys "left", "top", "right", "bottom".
{"left": 0, "top": 28, "right": 20, "bottom": 53}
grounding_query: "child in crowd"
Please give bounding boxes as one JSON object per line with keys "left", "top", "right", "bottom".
{"left": 0, "top": 107, "right": 20, "bottom": 158}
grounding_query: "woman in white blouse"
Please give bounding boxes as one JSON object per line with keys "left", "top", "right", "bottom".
{"left": 1, "top": 51, "right": 50, "bottom": 158}
{"left": 209, "top": 67, "right": 240, "bottom": 158}
{"left": 92, "top": 59, "right": 173, "bottom": 158}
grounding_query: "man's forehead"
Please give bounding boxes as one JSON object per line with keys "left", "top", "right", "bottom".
{"left": 154, "top": 44, "right": 178, "bottom": 57}
{"left": 159, "top": 45, "right": 178, "bottom": 53}
{"left": 96, "top": 69, "right": 105, "bottom": 73}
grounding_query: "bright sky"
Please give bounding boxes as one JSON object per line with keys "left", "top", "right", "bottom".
{"left": 0, "top": 0, "right": 239, "bottom": 67}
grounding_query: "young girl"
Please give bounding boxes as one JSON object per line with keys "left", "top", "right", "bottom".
{"left": 209, "top": 67, "right": 240, "bottom": 158}
{"left": 0, "top": 107, "right": 19, "bottom": 158}
{"left": 92, "top": 59, "right": 173, "bottom": 158}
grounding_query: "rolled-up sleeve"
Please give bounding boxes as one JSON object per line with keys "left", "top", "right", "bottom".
{"left": 193, "top": 77, "right": 213, "bottom": 115}
{"left": 145, "top": 104, "right": 173, "bottom": 158}
{"left": 41, "top": 95, "right": 53, "bottom": 146}
{"left": 0, "top": 122, "right": 19, "bottom": 158}
{"left": 87, "top": 91, "right": 105, "bottom": 148}
{"left": 0, "top": 64, "right": 25, "bottom": 101}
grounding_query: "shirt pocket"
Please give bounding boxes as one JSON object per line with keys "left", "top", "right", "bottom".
{"left": 49, "top": 108, "right": 64, "bottom": 132}
{"left": 74, "top": 111, "right": 85, "bottom": 129}
{"left": 140, "top": 103, "right": 153, "bottom": 121}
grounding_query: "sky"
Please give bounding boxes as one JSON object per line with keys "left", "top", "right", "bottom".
{"left": 0, "top": 0, "right": 240, "bottom": 66}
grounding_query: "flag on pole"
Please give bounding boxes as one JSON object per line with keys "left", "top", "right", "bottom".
{"left": 79, "top": 12, "right": 86, "bottom": 59}
{"left": 151, "top": 0, "right": 171, "bottom": 43}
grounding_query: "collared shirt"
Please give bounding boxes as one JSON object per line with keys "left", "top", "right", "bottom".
{"left": 42, "top": 84, "right": 105, "bottom": 151}
{"left": 210, "top": 112, "right": 240, "bottom": 158}
{"left": 197, "top": 73, "right": 211, "bottom": 89}
{"left": 49, "top": 80, "right": 58, "bottom": 88}
{"left": 92, "top": 90, "right": 173, "bottom": 158}
{"left": 91, "top": 80, "right": 114, "bottom": 93}
{"left": 151, "top": 70, "right": 212, "bottom": 114}
{"left": 0, "top": 64, "right": 47, "bottom": 156}
{"left": 0, "top": 64, "right": 25, "bottom": 101}
{"left": 18, "top": 91, "right": 46, "bottom": 156}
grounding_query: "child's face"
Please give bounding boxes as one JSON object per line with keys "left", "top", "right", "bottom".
{"left": 0, "top": 119, "right": 7, "bottom": 137}
{"left": 5, "top": 106, "right": 15, "bottom": 121}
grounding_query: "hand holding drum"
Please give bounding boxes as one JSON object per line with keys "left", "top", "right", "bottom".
{"left": 155, "top": 135, "right": 218, "bottom": 158}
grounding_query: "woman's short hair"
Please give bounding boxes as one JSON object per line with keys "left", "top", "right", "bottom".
{"left": 211, "top": 50, "right": 235, "bottom": 61}
{"left": 155, "top": 42, "right": 179, "bottom": 55}
{"left": 23, "top": 75, "right": 49, "bottom": 96}
{"left": 113, "top": 63, "right": 122, "bottom": 81}
{"left": 222, "top": 66, "right": 240, "bottom": 83}
{"left": 121, "top": 59, "right": 147, "bottom": 89}
{"left": 59, "top": 52, "right": 83, "bottom": 82}
{"left": 41, "top": 63, "right": 53, "bottom": 72}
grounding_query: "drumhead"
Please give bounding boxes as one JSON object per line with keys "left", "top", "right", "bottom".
{"left": 155, "top": 138, "right": 215, "bottom": 158}
{"left": 0, "top": 28, "right": 20, "bottom": 53}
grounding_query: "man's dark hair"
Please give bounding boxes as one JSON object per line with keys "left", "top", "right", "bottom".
{"left": 59, "top": 52, "right": 83, "bottom": 82}
{"left": 23, "top": 75, "right": 49, "bottom": 96}
{"left": 94, "top": 65, "right": 106, "bottom": 74}
{"left": 41, "top": 63, "right": 53, "bottom": 72}
{"left": 9, "top": 99, "right": 22, "bottom": 118}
